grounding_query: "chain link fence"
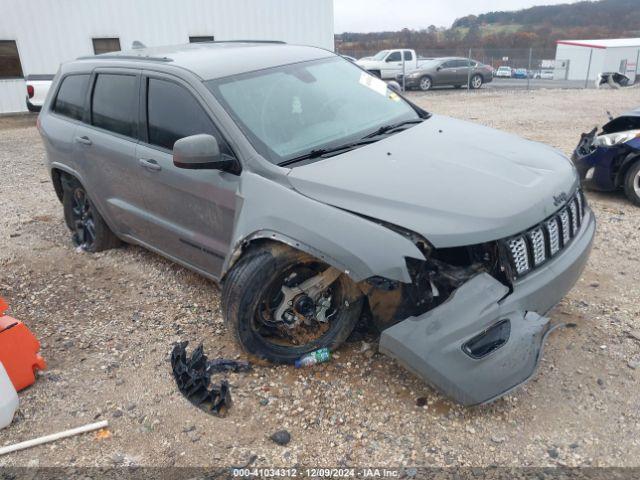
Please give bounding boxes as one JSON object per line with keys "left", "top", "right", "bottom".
{"left": 336, "top": 45, "right": 640, "bottom": 91}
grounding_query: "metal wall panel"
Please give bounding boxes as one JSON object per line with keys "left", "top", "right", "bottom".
{"left": 0, "top": 79, "right": 27, "bottom": 113}
{"left": 0, "top": 0, "right": 334, "bottom": 113}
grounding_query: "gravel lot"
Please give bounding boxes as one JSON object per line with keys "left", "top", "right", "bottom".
{"left": 1, "top": 87, "right": 640, "bottom": 469}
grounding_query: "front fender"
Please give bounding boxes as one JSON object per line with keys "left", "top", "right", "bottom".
{"left": 223, "top": 173, "right": 425, "bottom": 283}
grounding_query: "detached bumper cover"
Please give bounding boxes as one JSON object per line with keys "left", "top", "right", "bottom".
{"left": 380, "top": 208, "right": 595, "bottom": 406}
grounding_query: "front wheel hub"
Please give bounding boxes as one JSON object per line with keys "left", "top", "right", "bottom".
{"left": 293, "top": 294, "right": 316, "bottom": 318}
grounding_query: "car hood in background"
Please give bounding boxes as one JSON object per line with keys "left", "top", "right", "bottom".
{"left": 287, "top": 115, "right": 578, "bottom": 248}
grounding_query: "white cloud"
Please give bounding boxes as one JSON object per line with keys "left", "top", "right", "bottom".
{"left": 334, "top": 0, "right": 583, "bottom": 33}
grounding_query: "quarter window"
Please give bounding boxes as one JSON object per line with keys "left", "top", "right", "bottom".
{"left": 53, "top": 74, "right": 90, "bottom": 121}
{"left": 403, "top": 51, "right": 413, "bottom": 61}
{"left": 146, "top": 78, "right": 230, "bottom": 154}
{"left": 92, "top": 38, "right": 121, "bottom": 55}
{"left": 0, "top": 40, "right": 23, "bottom": 78}
{"left": 91, "top": 74, "right": 138, "bottom": 138}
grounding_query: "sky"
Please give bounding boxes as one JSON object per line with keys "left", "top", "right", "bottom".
{"left": 334, "top": 0, "right": 582, "bottom": 33}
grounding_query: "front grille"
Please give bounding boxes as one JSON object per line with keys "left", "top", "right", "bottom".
{"left": 503, "top": 190, "right": 587, "bottom": 278}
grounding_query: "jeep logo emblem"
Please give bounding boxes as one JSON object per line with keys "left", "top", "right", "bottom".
{"left": 553, "top": 192, "right": 569, "bottom": 206}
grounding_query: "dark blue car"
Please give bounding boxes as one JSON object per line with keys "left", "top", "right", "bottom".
{"left": 573, "top": 107, "right": 640, "bottom": 206}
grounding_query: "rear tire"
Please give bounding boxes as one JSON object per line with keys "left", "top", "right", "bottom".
{"left": 623, "top": 161, "right": 640, "bottom": 206}
{"left": 61, "top": 176, "right": 121, "bottom": 252}
{"left": 222, "top": 244, "right": 363, "bottom": 364}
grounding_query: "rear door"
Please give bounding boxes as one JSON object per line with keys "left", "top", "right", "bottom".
{"left": 134, "top": 72, "right": 240, "bottom": 278}
{"left": 454, "top": 59, "right": 472, "bottom": 84}
{"left": 72, "top": 69, "right": 150, "bottom": 237}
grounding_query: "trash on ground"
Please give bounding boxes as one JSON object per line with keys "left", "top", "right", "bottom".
{"left": 0, "top": 362, "right": 18, "bottom": 430}
{"left": 269, "top": 429, "right": 291, "bottom": 446}
{"left": 294, "top": 347, "right": 331, "bottom": 368}
{"left": 95, "top": 428, "right": 112, "bottom": 440}
{"left": 171, "top": 342, "right": 250, "bottom": 417}
{"left": 0, "top": 297, "right": 47, "bottom": 391}
{"left": 0, "top": 420, "right": 109, "bottom": 456}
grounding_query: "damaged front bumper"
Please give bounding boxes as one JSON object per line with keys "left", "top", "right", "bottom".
{"left": 379, "top": 208, "right": 595, "bottom": 406}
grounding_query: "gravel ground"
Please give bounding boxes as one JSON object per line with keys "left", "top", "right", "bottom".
{"left": 1, "top": 88, "right": 640, "bottom": 469}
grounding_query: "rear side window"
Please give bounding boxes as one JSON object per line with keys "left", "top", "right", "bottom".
{"left": 146, "top": 78, "right": 231, "bottom": 154}
{"left": 53, "top": 74, "right": 90, "bottom": 121}
{"left": 403, "top": 51, "right": 413, "bottom": 61}
{"left": 91, "top": 74, "right": 138, "bottom": 138}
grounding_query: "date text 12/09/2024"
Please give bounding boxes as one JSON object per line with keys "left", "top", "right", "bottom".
{"left": 233, "top": 468, "right": 401, "bottom": 477}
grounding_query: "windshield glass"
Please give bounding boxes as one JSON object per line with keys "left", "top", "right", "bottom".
{"left": 372, "top": 50, "right": 389, "bottom": 61}
{"left": 206, "top": 57, "right": 421, "bottom": 164}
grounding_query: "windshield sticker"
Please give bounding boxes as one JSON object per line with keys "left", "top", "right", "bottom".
{"left": 292, "top": 96, "right": 303, "bottom": 114}
{"left": 360, "top": 72, "right": 388, "bottom": 97}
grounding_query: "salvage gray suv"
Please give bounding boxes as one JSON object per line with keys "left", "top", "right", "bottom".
{"left": 39, "top": 42, "right": 595, "bottom": 406}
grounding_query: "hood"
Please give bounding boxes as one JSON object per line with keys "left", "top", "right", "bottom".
{"left": 287, "top": 115, "right": 578, "bottom": 248}
{"left": 602, "top": 107, "right": 640, "bottom": 134}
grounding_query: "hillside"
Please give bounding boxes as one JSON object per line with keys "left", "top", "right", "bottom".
{"left": 336, "top": 0, "right": 640, "bottom": 58}
{"left": 452, "top": 0, "right": 640, "bottom": 32}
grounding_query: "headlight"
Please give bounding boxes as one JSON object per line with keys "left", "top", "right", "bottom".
{"left": 594, "top": 129, "right": 640, "bottom": 147}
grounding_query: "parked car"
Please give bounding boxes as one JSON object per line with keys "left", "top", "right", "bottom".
{"left": 356, "top": 49, "right": 431, "bottom": 79}
{"left": 39, "top": 42, "right": 595, "bottom": 406}
{"left": 399, "top": 57, "right": 493, "bottom": 91}
{"left": 25, "top": 74, "right": 54, "bottom": 112}
{"left": 535, "top": 69, "right": 554, "bottom": 80}
{"left": 513, "top": 68, "right": 528, "bottom": 79}
{"left": 573, "top": 108, "right": 640, "bottom": 205}
{"left": 494, "top": 66, "right": 512, "bottom": 78}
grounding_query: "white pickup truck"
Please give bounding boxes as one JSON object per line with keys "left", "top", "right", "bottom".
{"left": 25, "top": 75, "right": 54, "bottom": 112}
{"left": 356, "top": 49, "right": 430, "bottom": 79}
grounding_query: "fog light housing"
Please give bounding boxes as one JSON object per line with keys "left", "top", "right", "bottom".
{"left": 585, "top": 167, "right": 595, "bottom": 180}
{"left": 462, "top": 319, "right": 511, "bottom": 359}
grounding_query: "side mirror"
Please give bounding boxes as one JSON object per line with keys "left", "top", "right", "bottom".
{"left": 436, "top": 66, "right": 442, "bottom": 71}
{"left": 173, "top": 134, "right": 239, "bottom": 173}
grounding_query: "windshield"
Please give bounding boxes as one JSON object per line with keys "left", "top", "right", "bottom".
{"left": 206, "top": 57, "right": 421, "bottom": 164}
{"left": 372, "top": 50, "right": 390, "bottom": 61}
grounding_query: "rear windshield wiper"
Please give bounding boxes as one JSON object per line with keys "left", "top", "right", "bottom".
{"left": 279, "top": 139, "right": 379, "bottom": 166}
{"left": 362, "top": 118, "right": 424, "bottom": 139}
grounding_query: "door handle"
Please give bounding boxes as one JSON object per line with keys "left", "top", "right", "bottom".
{"left": 74, "top": 135, "right": 92, "bottom": 146}
{"left": 139, "top": 158, "right": 162, "bottom": 172}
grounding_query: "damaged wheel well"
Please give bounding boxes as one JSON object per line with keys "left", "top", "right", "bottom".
{"left": 51, "top": 168, "right": 65, "bottom": 202}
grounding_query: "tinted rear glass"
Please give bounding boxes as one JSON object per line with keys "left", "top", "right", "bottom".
{"left": 146, "top": 78, "right": 230, "bottom": 153}
{"left": 53, "top": 74, "right": 90, "bottom": 121}
{"left": 91, "top": 74, "right": 138, "bottom": 138}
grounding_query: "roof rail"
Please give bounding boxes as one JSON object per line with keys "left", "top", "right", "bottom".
{"left": 203, "top": 40, "right": 287, "bottom": 44}
{"left": 76, "top": 54, "right": 173, "bottom": 62}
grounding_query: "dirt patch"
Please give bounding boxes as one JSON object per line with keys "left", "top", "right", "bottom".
{"left": 1, "top": 88, "right": 640, "bottom": 468}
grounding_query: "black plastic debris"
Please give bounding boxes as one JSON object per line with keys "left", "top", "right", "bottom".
{"left": 207, "top": 358, "right": 251, "bottom": 374}
{"left": 171, "top": 341, "right": 250, "bottom": 417}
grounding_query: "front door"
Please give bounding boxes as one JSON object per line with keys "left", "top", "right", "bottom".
{"left": 134, "top": 73, "right": 240, "bottom": 278}
{"left": 382, "top": 51, "right": 403, "bottom": 78}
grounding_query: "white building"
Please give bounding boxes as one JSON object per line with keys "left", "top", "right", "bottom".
{"left": 0, "top": 0, "right": 334, "bottom": 114}
{"left": 554, "top": 38, "right": 640, "bottom": 82}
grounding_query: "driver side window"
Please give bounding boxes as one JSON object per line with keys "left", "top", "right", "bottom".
{"left": 146, "top": 78, "right": 232, "bottom": 155}
{"left": 386, "top": 52, "right": 402, "bottom": 62}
